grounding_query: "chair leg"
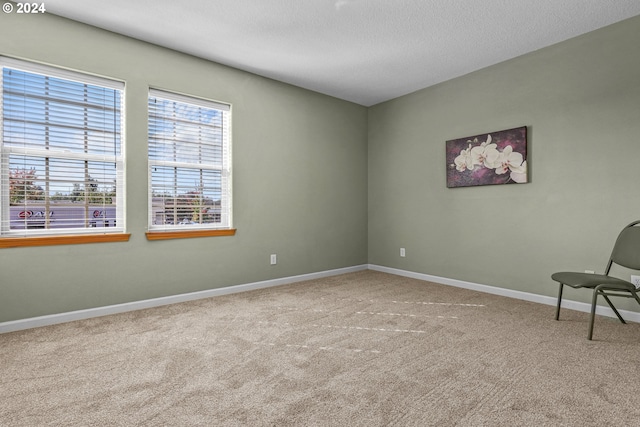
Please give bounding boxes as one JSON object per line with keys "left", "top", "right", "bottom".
{"left": 588, "top": 288, "right": 600, "bottom": 340}
{"left": 555, "top": 283, "right": 564, "bottom": 320}
{"left": 601, "top": 293, "right": 626, "bottom": 324}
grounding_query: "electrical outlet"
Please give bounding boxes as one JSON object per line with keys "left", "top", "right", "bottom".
{"left": 270, "top": 254, "right": 277, "bottom": 265}
{"left": 400, "top": 248, "right": 406, "bottom": 257}
{"left": 584, "top": 270, "right": 595, "bottom": 274}
{"left": 631, "top": 275, "right": 640, "bottom": 289}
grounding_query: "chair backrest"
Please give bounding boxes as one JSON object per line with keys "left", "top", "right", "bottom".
{"left": 610, "top": 220, "right": 640, "bottom": 270}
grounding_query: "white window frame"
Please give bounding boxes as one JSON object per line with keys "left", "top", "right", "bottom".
{"left": 0, "top": 57, "right": 126, "bottom": 237}
{"left": 147, "top": 89, "right": 232, "bottom": 232}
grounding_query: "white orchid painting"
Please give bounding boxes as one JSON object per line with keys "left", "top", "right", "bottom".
{"left": 446, "top": 126, "right": 528, "bottom": 188}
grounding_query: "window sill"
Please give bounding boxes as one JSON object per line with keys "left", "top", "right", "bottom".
{"left": 0, "top": 233, "right": 131, "bottom": 248}
{"left": 146, "top": 229, "right": 236, "bottom": 241}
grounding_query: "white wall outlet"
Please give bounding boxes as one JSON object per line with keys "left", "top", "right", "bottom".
{"left": 584, "top": 270, "right": 595, "bottom": 274}
{"left": 400, "top": 248, "right": 406, "bottom": 257}
{"left": 270, "top": 254, "right": 277, "bottom": 265}
{"left": 631, "top": 275, "right": 640, "bottom": 289}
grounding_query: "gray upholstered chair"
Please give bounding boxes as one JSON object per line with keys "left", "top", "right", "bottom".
{"left": 552, "top": 220, "right": 640, "bottom": 340}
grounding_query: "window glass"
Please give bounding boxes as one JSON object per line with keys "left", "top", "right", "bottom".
{"left": 148, "top": 89, "right": 231, "bottom": 231}
{"left": 0, "top": 59, "right": 125, "bottom": 236}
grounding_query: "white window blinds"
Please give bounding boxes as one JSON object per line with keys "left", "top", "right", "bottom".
{"left": 148, "top": 89, "right": 232, "bottom": 231}
{"left": 0, "top": 58, "right": 125, "bottom": 236}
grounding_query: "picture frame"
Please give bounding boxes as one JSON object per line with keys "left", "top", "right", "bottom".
{"left": 446, "top": 126, "right": 528, "bottom": 188}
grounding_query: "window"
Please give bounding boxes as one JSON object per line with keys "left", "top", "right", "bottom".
{"left": 148, "top": 89, "right": 232, "bottom": 234}
{"left": 0, "top": 58, "right": 125, "bottom": 238}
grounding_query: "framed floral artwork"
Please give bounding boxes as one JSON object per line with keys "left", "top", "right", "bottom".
{"left": 446, "top": 126, "right": 528, "bottom": 188}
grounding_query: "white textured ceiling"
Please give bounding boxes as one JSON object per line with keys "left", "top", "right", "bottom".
{"left": 45, "top": 0, "right": 640, "bottom": 106}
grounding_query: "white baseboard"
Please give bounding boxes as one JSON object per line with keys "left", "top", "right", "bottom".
{"left": 0, "top": 264, "right": 368, "bottom": 334}
{"left": 368, "top": 264, "right": 640, "bottom": 324}
{"left": 3, "top": 263, "right": 637, "bottom": 335}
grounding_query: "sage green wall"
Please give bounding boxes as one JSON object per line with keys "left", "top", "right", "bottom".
{"left": 0, "top": 12, "right": 368, "bottom": 322}
{"left": 368, "top": 15, "right": 640, "bottom": 310}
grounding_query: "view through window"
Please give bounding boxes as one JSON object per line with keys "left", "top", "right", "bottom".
{"left": 147, "top": 89, "right": 232, "bottom": 232}
{"left": 0, "top": 58, "right": 125, "bottom": 236}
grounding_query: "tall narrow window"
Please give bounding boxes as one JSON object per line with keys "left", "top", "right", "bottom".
{"left": 148, "top": 89, "right": 232, "bottom": 232}
{"left": 0, "top": 58, "right": 125, "bottom": 236}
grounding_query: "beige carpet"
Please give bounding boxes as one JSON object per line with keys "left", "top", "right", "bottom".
{"left": 2, "top": 270, "right": 640, "bottom": 426}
